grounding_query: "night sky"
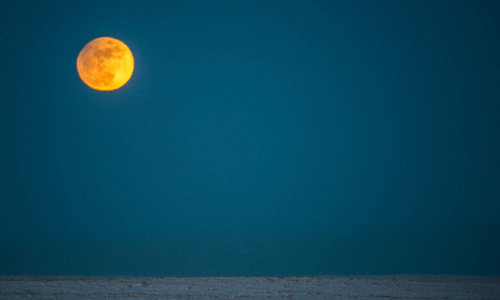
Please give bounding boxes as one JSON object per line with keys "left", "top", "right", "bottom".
{"left": 1, "top": 0, "right": 499, "bottom": 276}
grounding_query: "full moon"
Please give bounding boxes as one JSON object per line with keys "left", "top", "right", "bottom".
{"left": 77, "top": 37, "right": 134, "bottom": 91}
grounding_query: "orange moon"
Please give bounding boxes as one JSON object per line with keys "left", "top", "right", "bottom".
{"left": 77, "top": 37, "right": 134, "bottom": 91}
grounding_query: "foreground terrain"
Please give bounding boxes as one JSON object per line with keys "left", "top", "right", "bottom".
{"left": 1, "top": 275, "right": 499, "bottom": 299}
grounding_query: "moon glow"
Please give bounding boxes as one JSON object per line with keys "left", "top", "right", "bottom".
{"left": 77, "top": 37, "right": 134, "bottom": 91}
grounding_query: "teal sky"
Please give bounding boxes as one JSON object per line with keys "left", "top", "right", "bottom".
{"left": 1, "top": 0, "right": 499, "bottom": 276}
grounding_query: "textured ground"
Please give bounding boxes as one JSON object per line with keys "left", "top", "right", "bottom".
{"left": 1, "top": 276, "right": 499, "bottom": 299}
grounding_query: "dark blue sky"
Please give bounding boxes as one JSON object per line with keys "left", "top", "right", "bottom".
{"left": 1, "top": 0, "right": 499, "bottom": 276}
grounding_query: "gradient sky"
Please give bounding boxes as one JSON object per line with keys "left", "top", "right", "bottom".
{"left": 1, "top": 0, "right": 499, "bottom": 276}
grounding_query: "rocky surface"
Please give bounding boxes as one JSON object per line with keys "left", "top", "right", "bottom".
{"left": 1, "top": 275, "right": 499, "bottom": 299}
